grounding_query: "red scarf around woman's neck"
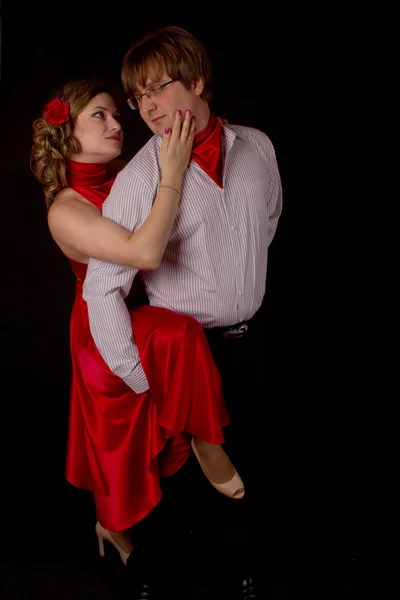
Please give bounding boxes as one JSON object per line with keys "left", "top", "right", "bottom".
{"left": 191, "top": 113, "right": 223, "bottom": 188}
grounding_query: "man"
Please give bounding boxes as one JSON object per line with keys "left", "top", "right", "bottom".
{"left": 83, "top": 25, "right": 282, "bottom": 599}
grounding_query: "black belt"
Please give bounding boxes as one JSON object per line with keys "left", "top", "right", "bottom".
{"left": 220, "top": 322, "right": 249, "bottom": 339}
{"left": 205, "top": 313, "right": 259, "bottom": 339}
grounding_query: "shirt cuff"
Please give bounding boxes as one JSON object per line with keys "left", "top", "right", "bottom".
{"left": 123, "top": 365, "right": 150, "bottom": 394}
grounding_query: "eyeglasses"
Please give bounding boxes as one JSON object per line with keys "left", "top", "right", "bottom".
{"left": 127, "top": 79, "right": 179, "bottom": 111}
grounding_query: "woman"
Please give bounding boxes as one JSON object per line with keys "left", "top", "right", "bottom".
{"left": 30, "top": 78, "right": 244, "bottom": 566}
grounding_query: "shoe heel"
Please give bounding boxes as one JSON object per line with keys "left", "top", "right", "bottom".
{"left": 95, "top": 521, "right": 132, "bottom": 566}
{"left": 97, "top": 532, "right": 105, "bottom": 558}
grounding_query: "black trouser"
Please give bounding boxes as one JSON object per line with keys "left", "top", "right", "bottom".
{"left": 197, "top": 310, "right": 267, "bottom": 576}
{"left": 129, "top": 310, "right": 267, "bottom": 580}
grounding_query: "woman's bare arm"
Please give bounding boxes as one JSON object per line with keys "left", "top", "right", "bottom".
{"left": 48, "top": 110, "right": 195, "bottom": 269}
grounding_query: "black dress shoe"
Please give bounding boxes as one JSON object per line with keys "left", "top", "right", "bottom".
{"left": 134, "top": 582, "right": 158, "bottom": 599}
{"left": 240, "top": 577, "right": 258, "bottom": 599}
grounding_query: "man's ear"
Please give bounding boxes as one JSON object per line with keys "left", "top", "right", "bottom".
{"left": 192, "top": 77, "right": 205, "bottom": 96}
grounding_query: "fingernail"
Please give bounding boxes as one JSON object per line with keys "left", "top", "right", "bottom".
{"left": 177, "top": 109, "right": 182, "bottom": 116}
{"left": 192, "top": 115, "right": 196, "bottom": 121}
{"left": 187, "top": 109, "right": 191, "bottom": 115}
{"left": 164, "top": 128, "right": 170, "bottom": 134}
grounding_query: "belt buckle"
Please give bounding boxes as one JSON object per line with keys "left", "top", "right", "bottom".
{"left": 222, "top": 323, "right": 249, "bottom": 339}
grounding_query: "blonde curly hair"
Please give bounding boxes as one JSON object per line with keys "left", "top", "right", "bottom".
{"left": 30, "top": 78, "right": 111, "bottom": 208}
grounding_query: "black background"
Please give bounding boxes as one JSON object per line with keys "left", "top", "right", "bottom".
{"left": 0, "top": 1, "right": 388, "bottom": 591}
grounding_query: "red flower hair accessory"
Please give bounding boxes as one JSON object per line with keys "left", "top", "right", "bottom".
{"left": 44, "top": 98, "right": 70, "bottom": 126}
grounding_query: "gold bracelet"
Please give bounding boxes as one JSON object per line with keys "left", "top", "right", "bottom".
{"left": 158, "top": 184, "right": 181, "bottom": 197}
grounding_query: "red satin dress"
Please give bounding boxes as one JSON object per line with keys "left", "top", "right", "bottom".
{"left": 64, "top": 160, "right": 229, "bottom": 532}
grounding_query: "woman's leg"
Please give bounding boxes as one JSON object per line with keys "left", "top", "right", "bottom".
{"left": 192, "top": 436, "right": 236, "bottom": 483}
{"left": 131, "top": 306, "right": 242, "bottom": 491}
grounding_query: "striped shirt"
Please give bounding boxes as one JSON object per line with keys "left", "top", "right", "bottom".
{"left": 83, "top": 125, "right": 283, "bottom": 393}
